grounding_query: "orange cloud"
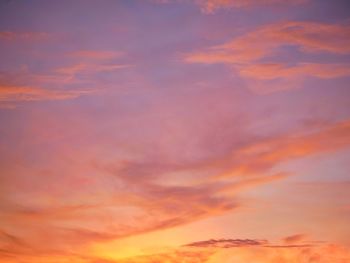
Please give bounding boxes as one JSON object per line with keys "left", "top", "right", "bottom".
{"left": 1, "top": 94, "right": 349, "bottom": 260}
{"left": 1, "top": 118, "right": 349, "bottom": 259}
{"left": 0, "top": 71, "right": 91, "bottom": 107}
{"left": 2, "top": 232, "right": 350, "bottom": 263}
{"left": 4, "top": 120, "right": 349, "bottom": 254}
{"left": 99, "top": 238, "right": 350, "bottom": 263}
{"left": 207, "top": 243, "right": 350, "bottom": 263}
{"left": 185, "top": 21, "right": 350, "bottom": 93}
{"left": 216, "top": 120, "right": 350, "bottom": 179}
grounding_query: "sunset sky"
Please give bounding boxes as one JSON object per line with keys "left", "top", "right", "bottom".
{"left": 1, "top": 0, "right": 350, "bottom": 262}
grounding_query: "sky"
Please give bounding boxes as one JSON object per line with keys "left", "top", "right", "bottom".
{"left": 0, "top": 0, "right": 350, "bottom": 262}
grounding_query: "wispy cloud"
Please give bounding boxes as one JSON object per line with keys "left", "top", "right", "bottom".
{"left": 56, "top": 63, "right": 131, "bottom": 76}
{"left": 1, "top": 119, "right": 348, "bottom": 258}
{"left": 0, "top": 49, "right": 130, "bottom": 107}
{"left": 1, "top": 1, "right": 349, "bottom": 262}
{"left": 0, "top": 84, "right": 94, "bottom": 104}
{"left": 185, "top": 238, "right": 267, "bottom": 248}
{"left": 152, "top": 0, "right": 308, "bottom": 14}
{"left": 2, "top": 232, "right": 349, "bottom": 263}
{"left": 283, "top": 234, "right": 308, "bottom": 244}
{"left": 195, "top": 0, "right": 309, "bottom": 13}
{"left": 101, "top": 237, "right": 350, "bottom": 263}
{"left": 239, "top": 63, "right": 350, "bottom": 80}
{"left": 186, "top": 21, "right": 350, "bottom": 57}
{"left": 185, "top": 21, "right": 350, "bottom": 93}
{"left": 0, "top": 31, "right": 50, "bottom": 41}
{"left": 69, "top": 50, "right": 124, "bottom": 60}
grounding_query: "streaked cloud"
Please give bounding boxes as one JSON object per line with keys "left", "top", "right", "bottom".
{"left": 0, "top": 49, "right": 130, "bottom": 107}
{"left": 239, "top": 63, "right": 350, "bottom": 80}
{"left": 185, "top": 21, "right": 350, "bottom": 93}
{"left": 215, "top": 120, "right": 350, "bottom": 179}
{"left": 185, "top": 238, "right": 267, "bottom": 248}
{"left": 0, "top": 31, "right": 50, "bottom": 41}
{"left": 196, "top": 0, "right": 308, "bottom": 13}
{"left": 100, "top": 238, "right": 350, "bottom": 263}
{"left": 3, "top": 233, "right": 349, "bottom": 263}
{"left": 55, "top": 63, "right": 131, "bottom": 80}
{"left": 186, "top": 21, "right": 350, "bottom": 59}
{"left": 152, "top": 0, "right": 308, "bottom": 14}
{"left": 283, "top": 234, "right": 308, "bottom": 244}
{"left": 0, "top": 1, "right": 349, "bottom": 262}
{"left": 1, "top": 118, "right": 349, "bottom": 258}
{"left": 0, "top": 84, "right": 94, "bottom": 104}
{"left": 69, "top": 50, "right": 124, "bottom": 60}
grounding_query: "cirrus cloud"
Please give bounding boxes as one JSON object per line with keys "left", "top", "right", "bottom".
{"left": 196, "top": 0, "right": 308, "bottom": 13}
{"left": 185, "top": 21, "right": 350, "bottom": 93}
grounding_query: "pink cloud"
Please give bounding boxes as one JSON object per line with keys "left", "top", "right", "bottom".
{"left": 0, "top": 49, "right": 130, "bottom": 107}
{"left": 55, "top": 63, "right": 131, "bottom": 80}
{"left": 150, "top": 0, "right": 308, "bottom": 13}
{"left": 215, "top": 120, "right": 350, "bottom": 179}
{"left": 283, "top": 234, "right": 308, "bottom": 244}
{"left": 69, "top": 50, "right": 124, "bottom": 60}
{"left": 0, "top": 1, "right": 349, "bottom": 263}
{"left": 196, "top": 0, "right": 308, "bottom": 13}
{"left": 0, "top": 84, "right": 94, "bottom": 103}
{"left": 1, "top": 117, "right": 349, "bottom": 258}
{"left": 185, "top": 21, "right": 350, "bottom": 93}
{"left": 239, "top": 63, "right": 350, "bottom": 80}
{"left": 0, "top": 31, "right": 50, "bottom": 41}
{"left": 186, "top": 21, "right": 350, "bottom": 59}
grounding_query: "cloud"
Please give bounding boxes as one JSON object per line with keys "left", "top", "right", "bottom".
{"left": 55, "top": 63, "right": 131, "bottom": 81}
{"left": 185, "top": 21, "right": 350, "bottom": 93}
{"left": 97, "top": 238, "right": 350, "bottom": 263}
{"left": 0, "top": 31, "right": 50, "bottom": 41}
{"left": 56, "top": 49, "right": 131, "bottom": 83}
{"left": 214, "top": 120, "right": 350, "bottom": 180}
{"left": 207, "top": 243, "right": 350, "bottom": 263}
{"left": 0, "top": 49, "right": 129, "bottom": 107}
{"left": 283, "top": 234, "right": 308, "bottom": 244}
{"left": 1, "top": 113, "right": 349, "bottom": 259}
{"left": 1, "top": 1, "right": 349, "bottom": 263}
{"left": 0, "top": 72, "right": 83, "bottom": 107}
{"left": 185, "top": 238, "right": 267, "bottom": 248}
{"left": 0, "top": 84, "right": 94, "bottom": 103}
{"left": 3, "top": 119, "right": 349, "bottom": 254}
{"left": 1, "top": 74, "right": 349, "bottom": 259}
{"left": 2, "top": 233, "right": 349, "bottom": 263}
{"left": 196, "top": 0, "right": 308, "bottom": 13}
{"left": 152, "top": 0, "right": 308, "bottom": 14}
{"left": 186, "top": 21, "right": 350, "bottom": 60}
{"left": 69, "top": 50, "right": 124, "bottom": 60}
{"left": 0, "top": 67, "right": 98, "bottom": 106}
